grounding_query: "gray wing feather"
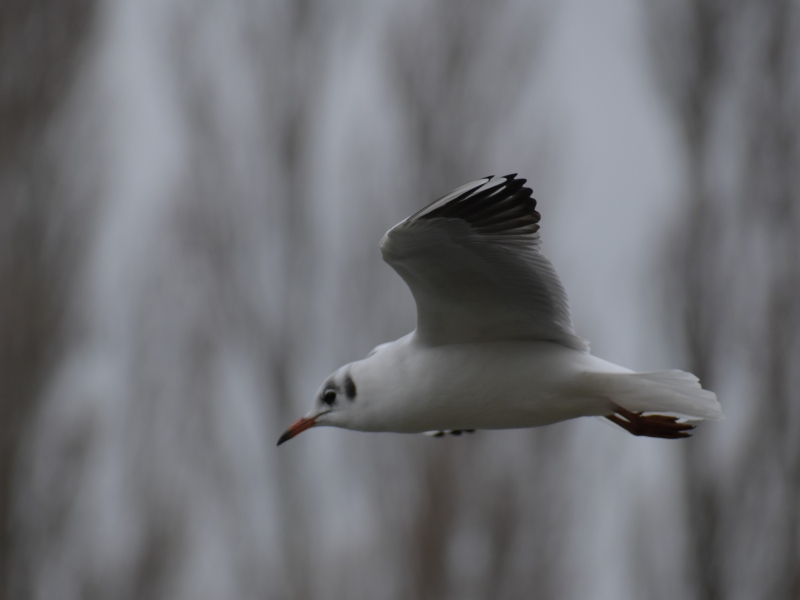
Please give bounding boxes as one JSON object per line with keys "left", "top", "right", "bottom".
{"left": 381, "top": 175, "right": 588, "bottom": 350}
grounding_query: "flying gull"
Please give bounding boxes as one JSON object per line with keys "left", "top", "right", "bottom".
{"left": 278, "top": 175, "right": 721, "bottom": 445}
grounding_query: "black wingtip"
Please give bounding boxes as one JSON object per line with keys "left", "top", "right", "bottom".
{"left": 413, "top": 173, "right": 539, "bottom": 234}
{"left": 503, "top": 173, "right": 529, "bottom": 189}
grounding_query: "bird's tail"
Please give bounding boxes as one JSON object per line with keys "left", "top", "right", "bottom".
{"left": 587, "top": 369, "right": 722, "bottom": 421}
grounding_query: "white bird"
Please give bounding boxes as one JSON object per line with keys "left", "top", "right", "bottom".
{"left": 278, "top": 175, "right": 722, "bottom": 445}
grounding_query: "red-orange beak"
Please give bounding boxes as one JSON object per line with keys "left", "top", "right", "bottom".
{"left": 277, "top": 415, "right": 318, "bottom": 446}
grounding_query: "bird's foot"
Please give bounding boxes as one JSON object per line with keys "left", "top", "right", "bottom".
{"left": 606, "top": 405, "right": 695, "bottom": 439}
{"left": 424, "top": 429, "right": 476, "bottom": 438}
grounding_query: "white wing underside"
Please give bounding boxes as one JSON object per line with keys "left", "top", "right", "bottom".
{"left": 381, "top": 175, "right": 588, "bottom": 350}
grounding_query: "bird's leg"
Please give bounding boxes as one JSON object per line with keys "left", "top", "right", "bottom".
{"left": 425, "top": 429, "right": 476, "bottom": 438}
{"left": 606, "top": 404, "right": 695, "bottom": 439}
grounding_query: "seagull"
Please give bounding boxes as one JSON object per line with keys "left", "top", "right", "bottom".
{"left": 278, "top": 174, "right": 722, "bottom": 446}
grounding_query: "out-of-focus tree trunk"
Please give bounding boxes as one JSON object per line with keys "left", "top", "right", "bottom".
{"left": 646, "top": 0, "right": 800, "bottom": 598}
{"left": 10, "top": 0, "right": 341, "bottom": 596}
{"left": 0, "top": 1, "right": 96, "bottom": 597}
{"left": 259, "top": 0, "right": 333, "bottom": 596}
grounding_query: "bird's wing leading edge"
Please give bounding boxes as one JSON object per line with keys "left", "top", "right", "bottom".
{"left": 380, "top": 174, "right": 588, "bottom": 350}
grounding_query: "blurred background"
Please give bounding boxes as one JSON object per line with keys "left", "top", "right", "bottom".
{"left": 1, "top": 0, "right": 798, "bottom": 598}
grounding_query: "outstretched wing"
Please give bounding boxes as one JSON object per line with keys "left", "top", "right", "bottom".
{"left": 380, "top": 174, "right": 587, "bottom": 350}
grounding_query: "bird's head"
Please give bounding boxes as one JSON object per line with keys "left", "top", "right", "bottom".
{"left": 277, "top": 364, "right": 360, "bottom": 446}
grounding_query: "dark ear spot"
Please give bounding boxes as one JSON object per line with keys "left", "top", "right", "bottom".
{"left": 344, "top": 374, "right": 357, "bottom": 400}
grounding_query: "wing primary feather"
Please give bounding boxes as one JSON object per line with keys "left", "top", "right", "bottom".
{"left": 456, "top": 182, "right": 527, "bottom": 218}
{"left": 416, "top": 176, "right": 538, "bottom": 235}
{"left": 423, "top": 183, "right": 505, "bottom": 219}
{"left": 409, "top": 177, "right": 492, "bottom": 221}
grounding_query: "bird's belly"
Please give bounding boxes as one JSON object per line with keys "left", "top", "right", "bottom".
{"left": 383, "top": 341, "right": 602, "bottom": 432}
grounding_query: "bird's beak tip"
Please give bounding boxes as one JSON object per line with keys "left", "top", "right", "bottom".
{"left": 276, "top": 415, "right": 318, "bottom": 447}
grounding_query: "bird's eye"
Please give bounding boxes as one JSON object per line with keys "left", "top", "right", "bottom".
{"left": 322, "top": 390, "right": 337, "bottom": 406}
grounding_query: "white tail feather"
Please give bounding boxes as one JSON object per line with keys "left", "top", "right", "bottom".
{"left": 588, "top": 369, "right": 722, "bottom": 420}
